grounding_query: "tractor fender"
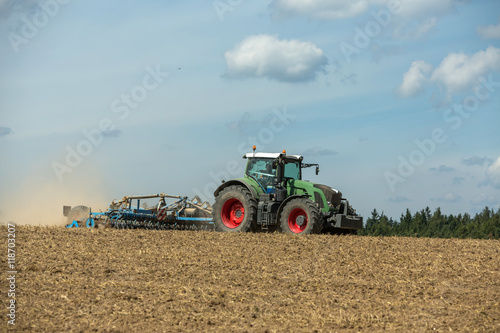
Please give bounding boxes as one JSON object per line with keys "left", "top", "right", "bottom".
{"left": 276, "top": 194, "right": 310, "bottom": 224}
{"left": 214, "top": 179, "right": 258, "bottom": 199}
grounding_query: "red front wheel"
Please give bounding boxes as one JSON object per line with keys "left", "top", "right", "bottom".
{"left": 287, "top": 207, "right": 308, "bottom": 233}
{"left": 280, "top": 198, "right": 322, "bottom": 234}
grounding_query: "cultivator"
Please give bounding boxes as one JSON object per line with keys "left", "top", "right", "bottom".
{"left": 65, "top": 193, "right": 214, "bottom": 230}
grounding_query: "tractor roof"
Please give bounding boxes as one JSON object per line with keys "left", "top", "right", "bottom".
{"left": 244, "top": 152, "right": 303, "bottom": 161}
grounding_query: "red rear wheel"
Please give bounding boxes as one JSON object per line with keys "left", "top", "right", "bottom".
{"left": 288, "top": 207, "right": 308, "bottom": 233}
{"left": 221, "top": 198, "right": 245, "bottom": 228}
{"left": 213, "top": 185, "right": 258, "bottom": 232}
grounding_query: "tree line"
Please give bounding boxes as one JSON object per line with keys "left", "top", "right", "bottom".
{"left": 358, "top": 206, "right": 500, "bottom": 239}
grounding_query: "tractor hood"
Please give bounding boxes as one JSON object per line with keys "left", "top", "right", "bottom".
{"left": 312, "top": 184, "right": 342, "bottom": 207}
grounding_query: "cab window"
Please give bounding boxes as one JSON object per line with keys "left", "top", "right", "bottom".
{"left": 245, "top": 158, "right": 275, "bottom": 189}
{"left": 284, "top": 161, "right": 301, "bottom": 180}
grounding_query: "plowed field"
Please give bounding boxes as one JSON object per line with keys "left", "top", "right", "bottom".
{"left": 2, "top": 226, "right": 500, "bottom": 332}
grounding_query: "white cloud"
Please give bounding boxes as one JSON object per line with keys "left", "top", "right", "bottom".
{"left": 224, "top": 34, "right": 328, "bottom": 83}
{"left": 271, "top": 0, "right": 465, "bottom": 38}
{"left": 271, "top": 0, "right": 463, "bottom": 20}
{"left": 477, "top": 19, "right": 500, "bottom": 39}
{"left": 392, "top": 0, "right": 468, "bottom": 38}
{"left": 486, "top": 156, "right": 500, "bottom": 189}
{"left": 398, "top": 60, "right": 433, "bottom": 96}
{"left": 431, "top": 192, "right": 462, "bottom": 203}
{"left": 431, "top": 46, "right": 500, "bottom": 94}
{"left": 271, "top": 0, "right": 370, "bottom": 20}
{"left": 396, "top": 0, "right": 458, "bottom": 19}
{"left": 412, "top": 17, "right": 438, "bottom": 36}
{"left": 399, "top": 46, "right": 500, "bottom": 96}
{"left": 470, "top": 193, "right": 500, "bottom": 206}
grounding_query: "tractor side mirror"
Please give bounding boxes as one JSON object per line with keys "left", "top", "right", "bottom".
{"left": 316, "top": 166, "right": 320, "bottom": 175}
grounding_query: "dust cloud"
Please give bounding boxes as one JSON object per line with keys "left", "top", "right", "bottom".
{"left": 0, "top": 174, "right": 108, "bottom": 226}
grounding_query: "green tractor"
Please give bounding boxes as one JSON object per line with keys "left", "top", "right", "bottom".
{"left": 213, "top": 148, "right": 363, "bottom": 234}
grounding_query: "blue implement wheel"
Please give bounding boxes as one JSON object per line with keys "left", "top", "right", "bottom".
{"left": 86, "top": 218, "right": 95, "bottom": 228}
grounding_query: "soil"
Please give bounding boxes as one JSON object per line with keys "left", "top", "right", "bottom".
{"left": 2, "top": 226, "right": 500, "bottom": 332}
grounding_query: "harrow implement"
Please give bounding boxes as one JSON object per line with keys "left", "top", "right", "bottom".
{"left": 65, "top": 193, "right": 214, "bottom": 230}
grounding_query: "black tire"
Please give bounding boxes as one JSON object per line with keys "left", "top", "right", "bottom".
{"left": 212, "top": 185, "right": 258, "bottom": 232}
{"left": 280, "top": 197, "right": 322, "bottom": 234}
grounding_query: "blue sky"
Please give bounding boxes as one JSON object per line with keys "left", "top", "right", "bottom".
{"left": 0, "top": 0, "right": 499, "bottom": 224}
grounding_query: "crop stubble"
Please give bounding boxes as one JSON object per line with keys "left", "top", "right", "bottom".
{"left": 1, "top": 226, "right": 499, "bottom": 332}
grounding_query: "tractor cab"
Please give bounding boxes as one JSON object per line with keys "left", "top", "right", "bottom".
{"left": 243, "top": 151, "right": 319, "bottom": 195}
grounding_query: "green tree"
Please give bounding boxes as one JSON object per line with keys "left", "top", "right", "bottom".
{"left": 361, "top": 206, "right": 500, "bottom": 239}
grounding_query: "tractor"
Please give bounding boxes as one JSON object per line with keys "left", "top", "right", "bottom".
{"left": 212, "top": 147, "right": 363, "bottom": 234}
